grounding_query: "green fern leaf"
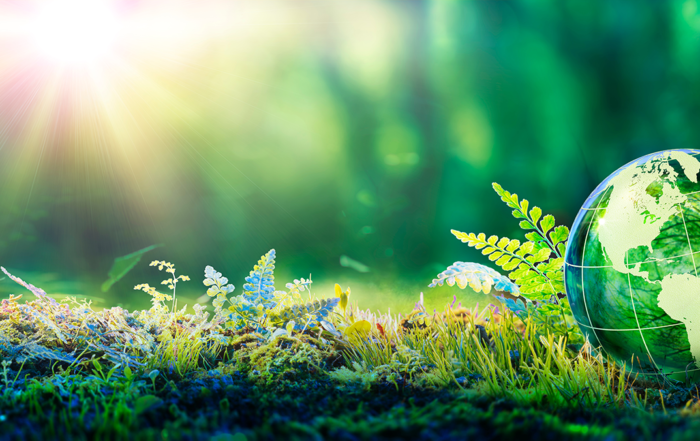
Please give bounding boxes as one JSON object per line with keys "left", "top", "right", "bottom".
{"left": 449, "top": 185, "right": 577, "bottom": 339}
{"left": 492, "top": 183, "right": 569, "bottom": 260}
{"left": 242, "top": 249, "right": 276, "bottom": 307}
{"left": 536, "top": 258, "right": 564, "bottom": 273}
{"left": 429, "top": 261, "right": 519, "bottom": 295}
{"left": 540, "top": 214, "right": 555, "bottom": 234}
{"left": 519, "top": 220, "right": 535, "bottom": 230}
{"left": 203, "top": 266, "right": 235, "bottom": 315}
{"left": 505, "top": 239, "right": 520, "bottom": 252}
{"left": 550, "top": 225, "right": 569, "bottom": 245}
{"left": 525, "top": 231, "right": 546, "bottom": 243}
{"left": 269, "top": 297, "right": 340, "bottom": 330}
{"left": 502, "top": 259, "right": 520, "bottom": 271}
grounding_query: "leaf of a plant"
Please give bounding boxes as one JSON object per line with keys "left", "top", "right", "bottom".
{"left": 519, "top": 220, "right": 535, "bottom": 230}
{"left": 345, "top": 320, "right": 372, "bottom": 338}
{"left": 101, "top": 244, "right": 162, "bottom": 292}
{"left": 519, "top": 199, "right": 529, "bottom": 215}
{"left": 550, "top": 225, "right": 569, "bottom": 245}
{"left": 540, "top": 215, "right": 555, "bottom": 234}
{"left": 525, "top": 231, "right": 546, "bottom": 243}
{"left": 134, "top": 395, "right": 163, "bottom": 414}
{"left": 556, "top": 243, "right": 567, "bottom": 256}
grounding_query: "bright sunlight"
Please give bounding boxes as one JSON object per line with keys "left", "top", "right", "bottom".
{"left": 32, "top": 0, "right": 121, "bottom": 65}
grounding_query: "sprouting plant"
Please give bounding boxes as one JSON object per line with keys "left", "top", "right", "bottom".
{"left": 223, "top": 249, "right": 278, "bottom": 331}
{"left": 335, "top": 283, "right": 351, "bottom": 317}
{"left": 203, "top": 266, "right": 235, "bottom": 316}
{"left": 134, "top": 260, "right": 190, "bottom": 313}
{"left": 203, "top": 249, "right": 338, "bottom": 334}
{"left": 431, "top": 183, "right": 582, "bottom": 345}
{"left": 153, "top": 260, "right": 190, "bottom": 311}
{"left": 275, "top": 278, "right": 312, "bottom": 311}
{"left": 134, "top": 283, "right": 172, "bottom": 312}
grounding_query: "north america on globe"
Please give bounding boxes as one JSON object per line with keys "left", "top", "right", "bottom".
{"left": 565, "top": 149, "right": 700, "bottom": 379}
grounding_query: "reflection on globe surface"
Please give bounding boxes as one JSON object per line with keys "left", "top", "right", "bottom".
{"left": 565, "top": 149, "right": 700, "bottom": 380}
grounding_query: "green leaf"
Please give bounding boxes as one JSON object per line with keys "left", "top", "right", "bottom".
{"left": 529, "top": 206, "right": 542, "bottom": 224}
{"left": 509, "top": 266, "right": 530, "bottom": 280}
{"left": 510, "top": 193, "right": 519, "bottom": 209}
{"left": 134, "top": 395, "right": 163, "bottom": 414}
{"left": 540, "top": 215, "right": 555, "bottom": 234}
{"left": 124, "top": 365, "right": 133, "bottom": 380}
{"left": 482, "top": 247, "right": 496, "bottom": 255}
{"left": 550, "top": 225, "right": 569, "bottom": 245}
{"left": 536, "top": 257, "right": 563, "bottom": 273}
{"left": 503, "top": 259, "right": 520, "bottom": 271}
{"left": 532, "top": 248, "right": 551, "bottom": 263}
{"left": 519, "top": 199, "right": 529, "bottom": 215}
{"left": 451, "top": 230, "right": 470, "bottom": 242}
{"left": 556, "top": 243, "right": 567, "bottom": 256}
{"left": 505, "top": 239, "right": 520, "bottom": 253}
{"left": 492, "top": 182, "right": 505, "bottom": 197}
{"left": 488, "top": 251, "right": 504, "bottom": 261}
{"left": 519, "top": 220, "right": 535, "bottom": 230}
{"left": 496, "top": 255, "right": 510, "bottom": 266}
{"left": 101, "top": 244, "right": 162, "bottom": 292}
{"left": 518, "top": 241, "right": 535, "bottom": 255}
{"left": 525, "top": 231, "right": 545, "bottom": 243}
{"left": 512, "top": 209, "right": 526, "bottom": 219}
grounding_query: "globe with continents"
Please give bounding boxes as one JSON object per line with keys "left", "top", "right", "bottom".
{"left": 565, "top": 149, "right": 700, "bottom": 380}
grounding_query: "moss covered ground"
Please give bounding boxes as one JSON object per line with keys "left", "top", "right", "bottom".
{"left": 4, "top": 364, "right": 700, "bottom": 441}
{"left": 3, "top": 249, "right": 700, "bottom": 441}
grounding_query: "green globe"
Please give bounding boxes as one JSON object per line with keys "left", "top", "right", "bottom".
{"left": 565, "top": 149, "right": 700, "bottom": 380}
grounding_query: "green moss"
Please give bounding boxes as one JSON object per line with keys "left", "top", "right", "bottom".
{"left": 4, "top": 248, "right": 700, "bottom": 438}
{"left": 237, "top": 334, "right": 334, "bottom": 385}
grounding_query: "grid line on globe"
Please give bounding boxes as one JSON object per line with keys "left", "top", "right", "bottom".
{"left": 575, "top": 185, "right": 610, "bottom": 366}
{"left": 574, "top": 203, "right": 700, "bottom": 375}
{"left": 624, "top": 248, "right": 664, "bottom": 375}
{"left": 565, "top": 149, "right": 700, "bottom": 378}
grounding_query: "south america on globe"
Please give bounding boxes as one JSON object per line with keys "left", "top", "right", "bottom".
{"left": 565, "top": 149, "right": 700, "bottom": 381}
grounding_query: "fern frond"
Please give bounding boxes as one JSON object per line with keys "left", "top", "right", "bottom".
{"left": 285, "top": 278, "right": 312, "bottom": 297}
{"left": 211, "top": 249, "right": 280, "bottom": 332}
{"left": 271, "top": 277, "right": 312, "bottom": 314}
{"left": 242, "top": 249, "right": 276, "bottom": 308}
{"left": 492, "top": 183, "right": 569, "bottom": 257}
{"left": 268, "top": 297, "right": 340, "bottom": 331}
{"left": 226, "top": 297, "right": 265, "bottom": 331}
{"left": 451, "top": 230, "right": 561, "bottom": 301}
{"left": 428, "top": 262, "right": 519, "bottom": 296}
{"left": 203, "top": 266, "right": 235, "bottom": 314}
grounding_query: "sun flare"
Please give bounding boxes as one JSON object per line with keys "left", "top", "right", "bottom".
{"left": 32, "top": 0, "right": 121, "bottom": 65}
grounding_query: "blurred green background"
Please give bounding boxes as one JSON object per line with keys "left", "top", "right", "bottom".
{"left": 1, "top": 0, "right": 700, "bottom": 313}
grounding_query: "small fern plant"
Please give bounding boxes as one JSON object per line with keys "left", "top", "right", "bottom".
{"left": 134, "top": 260, "right": 190, "bottom": 313}
{"left": 430, "top": 183, "right": 583, "bottom": 346}
{"left": 203, "top": 249, "right": 339, "bottom": 335}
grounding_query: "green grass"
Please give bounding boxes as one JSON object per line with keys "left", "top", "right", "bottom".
{"left": 2, "top": 260, "right": 700, "bottom": 440}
